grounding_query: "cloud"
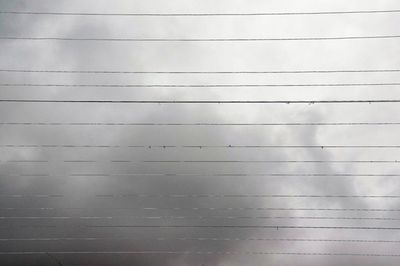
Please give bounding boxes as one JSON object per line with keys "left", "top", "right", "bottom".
{"left": 1, "top": 0, "right": 400, "bottom": 265}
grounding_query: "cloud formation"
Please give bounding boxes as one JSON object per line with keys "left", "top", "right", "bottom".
{"left": 1, "top": 0, "right": 400, "bottom": 265}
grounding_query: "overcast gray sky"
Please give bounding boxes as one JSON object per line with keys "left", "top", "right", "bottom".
{"left": 1, "top": 0, "right": 400, "bottom": 265}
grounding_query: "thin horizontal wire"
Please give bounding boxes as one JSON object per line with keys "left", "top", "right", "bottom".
{"left": 4, "top": 145, "right": 400, "bottom": 150}
{"left": 1, "top": 237, "right": 400, "bottom": 244}
{"left": 85, "top": 225, "right": 400, "bottom": 230}
{"left": 1, "top": 99, "right": 400, "bottom": 104}
{"left": 2, "top": 122, "right": 400, "bottom": 126}
{"left": 1, "top": 251, "right": 400, "bottom": 257}
{"left": 2, "top": 194, "right": 400, "bottom": 198}
{"left": 2, "top": 82, "right": 400, "bottom": 87}
{"left": 0, "top": 215, "right": 399, "bottom": 221}
{"left": 182, "top": 145, "right": 400, "bottom": 149}
{"left": 3, "top": 206, "right": 400, "bottom": 212}
{"left": 98, "top": 195, "right": 400, "bottom": 199}
{"left": 1, "top": 69, "right": 400, "bottom": 74}
{"left": 2, "top": 35, "right": 400, "bottom": 42}
{"left": 2, "top": 159, "right": 400, "bottom": 164}
{"left": 2, "top": 9, "right": 400, "bottom": 16}
{"left": 142, "top": 160, "right": 400, "bottom": 163}
{"left": 0, "top": 216, "right": 111, "bottom": 219}
{"left": 3, "top": 144, "right": 400, "bottom": 149}
{"left": 5, "top": 225, "right": 400, "bottom": 231}
{"left": 5, "top": 173, "right": 400, "bottom": 178}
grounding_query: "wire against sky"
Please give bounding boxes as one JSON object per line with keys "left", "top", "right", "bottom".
{"left": 2, "top": 194, "right": 400, "bottom": 198}
{"left": 1, "top": 69, "right": 400, "bottom": 74}
{"left": 6, "top": 224, "right": 400, "bottom": 232}
{"left": 3, "top": 206, "right": 400, "bottom": 212}
{"left": 2, "top": 82, "right": 400, "bottom": 87}
{"left": 1, "top": 122, "right": 400, "bottom": 126}
{"left": 2, "top": 159, "right": 400, "bottom": 164}
{"left": 2, "top": 99, "right": 400, "bottom": 104}
{"left": 4, "top": 173, "right": 400, "bottom": 179}
{"left": 3, "top": 144, "right": 400, "bottom": 149}
{"left": 1, "top": 9, "right": 400, "bottom": 16}
{"left": 1, "top": 251, "right": 400, "bottom": 257}
{"left": 6, "top": 225, "right": 400, "bottom": 232}
{"left": 1, "top": 215, "right": 399, "bottom": 221}
{"left": 1, "top": 35, "right": 400, "bottom": 42}
{"left": 2, "top": 237, "right": 400, "bottom": 244}
{"left": 4, "top": 173, "right": 400, "bottom": 178}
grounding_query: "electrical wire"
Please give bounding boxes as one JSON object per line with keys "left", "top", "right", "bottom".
{"left": 2, "top": 35, "right": 400, "bottom": 42}
{"left": 2, "top": 122, "right": 400, "bottom": 126}
{"left": 3, "top": 173, "right": 400, "bottom": 178}
{"left": 2, "top": 9, "right": 400, "bottom": 16}
{"left": 1, "top": 69, "right": 400, "bottom": 74}
{"left": 3, "top": 144, "right": 400, "bottom": 149}
{"left": 0, "top": 237, "right": 399, "bottom": 244}
{"left": 1, "top": 99, "right": 400, "bottom": 104}
{"left": 2, "top": 159, "right": 400, "bottom": 164}
{"left": 1, "top": 250, "right": 400, "bottom": 257}
{"left": 2, "top": 206, "right": 400, "bottom": 212}
{"left": 2, "top": 82, "right": 400, "bottom": 87}
{"left": 2, "top": 194, "right": 400, "bottom": 198}
{"left": 0, "top": 215, "right": 399, "bottom": 221}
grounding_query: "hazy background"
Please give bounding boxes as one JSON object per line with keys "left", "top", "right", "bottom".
{"left": 1, "top": 0, "right": 400, "bottom": 265}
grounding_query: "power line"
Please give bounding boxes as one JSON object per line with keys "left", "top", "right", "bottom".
{"left": 1, "top": 99, "right": 399, "bottom": 104}
{"left": 1, "top": 237, "right": 399, "bottom": 244}
{"left": 1, "top": 9, "right": 400, "bottom": 16}
{"left": 1, "top": 69, "right": 400, "bottom": 74}
{"left": 3, "top": 144, "right": 400, "bottom": 149}
{"left": 4, "top": 173, "right": 400, "bottom": 178}
{"left": 1, "top": 250, "right": 400, "bottom": 257}
{"left": 3, "top": 206, "right": 400, "bottom": 212}
{"left": 181, "top": 145, "right": 400, "bottom": 149}
{"left": 86, "top": 225, "right": 400, "bottom": 230}
{"left": 97, "top": 194, "right": 400, "bottom": 199}
{"left": 1, "top": 215, "right": 400, "bottom": 221}
{"left": 2, "top": 122, "right": 400, "bottom": 126}
{"left": 2, "top": 35, "right": 400, "bottom": 42}
{"left": 5, "top": 225, "right": 400, "bottom": 231}
{"left": 2, "top": 173, "right": 400, "bottom": 178}
{"left": 0, "top": 216, "right": 110, "bottom": 220}
{"left": 2, "top": 82, "right": 400, "bottom": 88}
{"left": 3, "top": 159, "right": 400, "bottom": 164}
{"left": 141, "top": 160, "right": 400, "bottom": 164}
{"left": 5, "top": 224, "right": 400, "bottom": 231}
{"left": 2, "top": 194, "right": 400, "bottom": 198}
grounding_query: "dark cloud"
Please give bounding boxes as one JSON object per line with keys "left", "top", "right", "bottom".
{"left": 1, "top": 0, "right": 400, "bottom": 265}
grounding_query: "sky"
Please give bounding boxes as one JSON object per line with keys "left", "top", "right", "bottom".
{"left": 1, "top": 0, "right": 400, "bottom": 265}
